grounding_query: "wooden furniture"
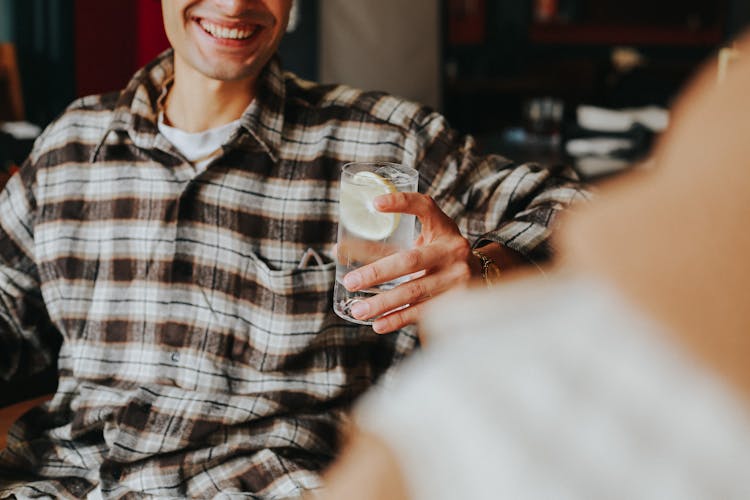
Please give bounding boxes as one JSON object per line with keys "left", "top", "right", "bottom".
{"left": 0, "top": 43, "right": 25, "bottom": 122}
{"left": 0, "top": 367, "right": 58, "bottom": 451}
{"left": 0, "top": 396, "right": 52, "bottom": 450}
{"left": 529, "top": 0, "right": 726, "bottom": 47}
{"left": 0, "top": 169, "right": 11, "bottom": 189}
{"left": 0, "top": 42, "right": 52, "bottom": 451}
{"left": 442, "top": 0, "right": 732, "bottom": 135}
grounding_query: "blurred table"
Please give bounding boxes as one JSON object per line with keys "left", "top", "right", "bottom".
{"left": 477, "top": 122, "right": 653, "bottom": 182}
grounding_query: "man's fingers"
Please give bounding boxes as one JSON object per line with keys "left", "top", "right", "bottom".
{"left": 343, "top": 242, "right": 455, "bottom": 291}
{"left": 372, "top": 302, "right": 427, "bottom": 334}
{"left": 374, "top": 193, "right": 453, "bottom": 231}
{"left": 349, "top": 262, "right": 471, "bottom": 322}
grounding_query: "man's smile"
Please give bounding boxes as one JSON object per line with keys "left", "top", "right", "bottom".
{"left": 196, "top": 18, "right": 257, "bottom": 41}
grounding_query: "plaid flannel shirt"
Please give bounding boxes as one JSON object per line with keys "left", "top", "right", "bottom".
{"left": 0, "top": 50, "right": 586, "bottom": 499}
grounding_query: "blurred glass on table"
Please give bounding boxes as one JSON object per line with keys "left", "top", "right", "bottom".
{"left": 523, "top": 96, "right": 564, "bottom": 150}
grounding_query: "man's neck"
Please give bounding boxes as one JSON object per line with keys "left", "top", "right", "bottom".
{"left": 164, "top": 57, "right": 257, "bottom": 133}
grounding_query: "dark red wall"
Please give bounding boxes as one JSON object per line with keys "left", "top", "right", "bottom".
{"left": 75, "top": 0, "right": 170, "bottom": 97}
{"left": 136, "top": 0, "right": 171, "bottom": 68}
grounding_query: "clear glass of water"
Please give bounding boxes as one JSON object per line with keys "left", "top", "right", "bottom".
{"left": 333, "top": 162, "right": 419, "bottom": 325}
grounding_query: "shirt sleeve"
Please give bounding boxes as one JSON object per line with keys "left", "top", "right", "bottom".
{"left": 354, "top": 278, "right": 750, "bottom": 500}
{"left": 0, "top": 159, "right": 61, "bottom": 383}
{"left": 410, "top": 112, "right": 590, "bottom": 263}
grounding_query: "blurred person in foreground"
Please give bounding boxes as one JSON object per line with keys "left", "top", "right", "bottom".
{"left": 321, "top": 34, "right": 750, "bottom": 500}
{"left": 0, "top": 0, "right": 585, "bottom": 497}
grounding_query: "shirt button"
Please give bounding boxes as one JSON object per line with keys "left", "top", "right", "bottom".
{"left": 171, "top": 352, "right": 180, "bottom": 362}
{"left": 173, "top": 260, "right": 191, "bottom": 279}
{"left": 69, "top": 482, "right": 85, "bottom": 495}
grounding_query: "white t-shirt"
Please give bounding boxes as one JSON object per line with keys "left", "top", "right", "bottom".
{"left": 157, "top": 113, "right": 241, "bottom": 173}
{"left": 356, "top": 275, "right": 750, "bottom": 500}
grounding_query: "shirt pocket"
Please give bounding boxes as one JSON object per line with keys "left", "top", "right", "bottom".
{"left": 218, "top": 247, "right": 349, "bottom": 381}
{"left": 248, "top": 247, "right": 336, "bottom": 296}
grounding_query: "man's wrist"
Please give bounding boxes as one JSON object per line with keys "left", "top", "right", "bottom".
{"left": 470, "top": 241, "right": 531, "bottom": 285}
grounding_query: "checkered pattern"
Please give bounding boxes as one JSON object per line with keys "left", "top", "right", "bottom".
{"left": 0, "top": 50, "right": 586, "bottom": 498}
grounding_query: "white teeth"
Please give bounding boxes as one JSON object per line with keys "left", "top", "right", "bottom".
{"left": 199, "top": 20, "right": 255, "bottom": 40}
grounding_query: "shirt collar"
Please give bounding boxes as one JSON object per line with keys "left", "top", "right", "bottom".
{"left": 93, "top": 49, "right": 285, "bottom": 163}
{"left": 238, "top": 57, "right": 285, "bottom": 163}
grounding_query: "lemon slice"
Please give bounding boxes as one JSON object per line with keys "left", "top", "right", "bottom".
{"left": 340, "top": 171, "right": 400, "bottom": 240}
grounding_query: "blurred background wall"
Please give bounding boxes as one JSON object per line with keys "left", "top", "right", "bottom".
{"left": 0, "top": 0, "right": 74, "bottom": 126}
{"left": 1, "top": 0, "right": 749, "bottom": 135}
{"left": 319, "top": 0, "right": 441, "bottom": 109}
{"left": 0, "top": 0, "right": 11, "bottom": 42}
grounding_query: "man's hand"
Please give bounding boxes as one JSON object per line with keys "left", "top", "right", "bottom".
{"left": 341, "top": 192, "right": 479, "bottom": 334}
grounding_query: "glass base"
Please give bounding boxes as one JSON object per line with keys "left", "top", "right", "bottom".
{"left": 333, "top": 293, "right": 409, "bottom": 327}
{"left": 333, "top": 298, "right": 375, "bottom": 326}
{"left": 333, "top": 277, "right": 410, "bottom": 326}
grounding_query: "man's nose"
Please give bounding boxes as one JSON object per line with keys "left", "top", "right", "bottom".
{"left": 213, "top": 0, "right": 253, "bottom": 16}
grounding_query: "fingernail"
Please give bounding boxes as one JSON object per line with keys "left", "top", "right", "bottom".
{"left": 373, "top": 195, "right": 388, "bottom": 209}
{"left": 343, "top": 273, "right": 361, "bottom": 290}
{"left": 350, "top": 301, "right": 369, "bottom": 319}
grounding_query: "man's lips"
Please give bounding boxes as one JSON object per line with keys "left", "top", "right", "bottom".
{"left": 195, "top": 18, "right": 258, "bottom": 41}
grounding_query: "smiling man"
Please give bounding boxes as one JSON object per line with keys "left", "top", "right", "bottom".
{"left": 0, "top": 0, "right": 585, "bottom": 498}
{"left": 160, "top": 0, "right": 288, "bottom": 132}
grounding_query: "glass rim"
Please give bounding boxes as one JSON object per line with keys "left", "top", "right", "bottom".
{"left": 341, "top": 161, "right": 419, "bottom": 182}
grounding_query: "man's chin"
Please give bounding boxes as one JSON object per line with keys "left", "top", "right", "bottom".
{"left": 207, "top": 68, "right": 260, "bottom": 83}
{"left": 192, "top": 59, "right": 265, "bottom": 84}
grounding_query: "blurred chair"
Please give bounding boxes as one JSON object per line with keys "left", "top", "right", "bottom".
{"left": 0, "top": 43, "right": 25, "bottom": 122}
{"left": 0, "top": 396, "right": 52, "bottom": 450}
{"left": 0, "top": 43, "right": 25, "bottom": 188}
{"left": 0, "top": 366, "right": 57, "bottom": 451}
{"left": 0, "top": 44, "right": 56, "bottom": 451}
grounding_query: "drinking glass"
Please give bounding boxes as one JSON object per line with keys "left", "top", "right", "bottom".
{"left": 333, "top": 162, "right": 419, "bottom": 325}
{"left": 523, "top": 96, "right": 564, "bottom": 149}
